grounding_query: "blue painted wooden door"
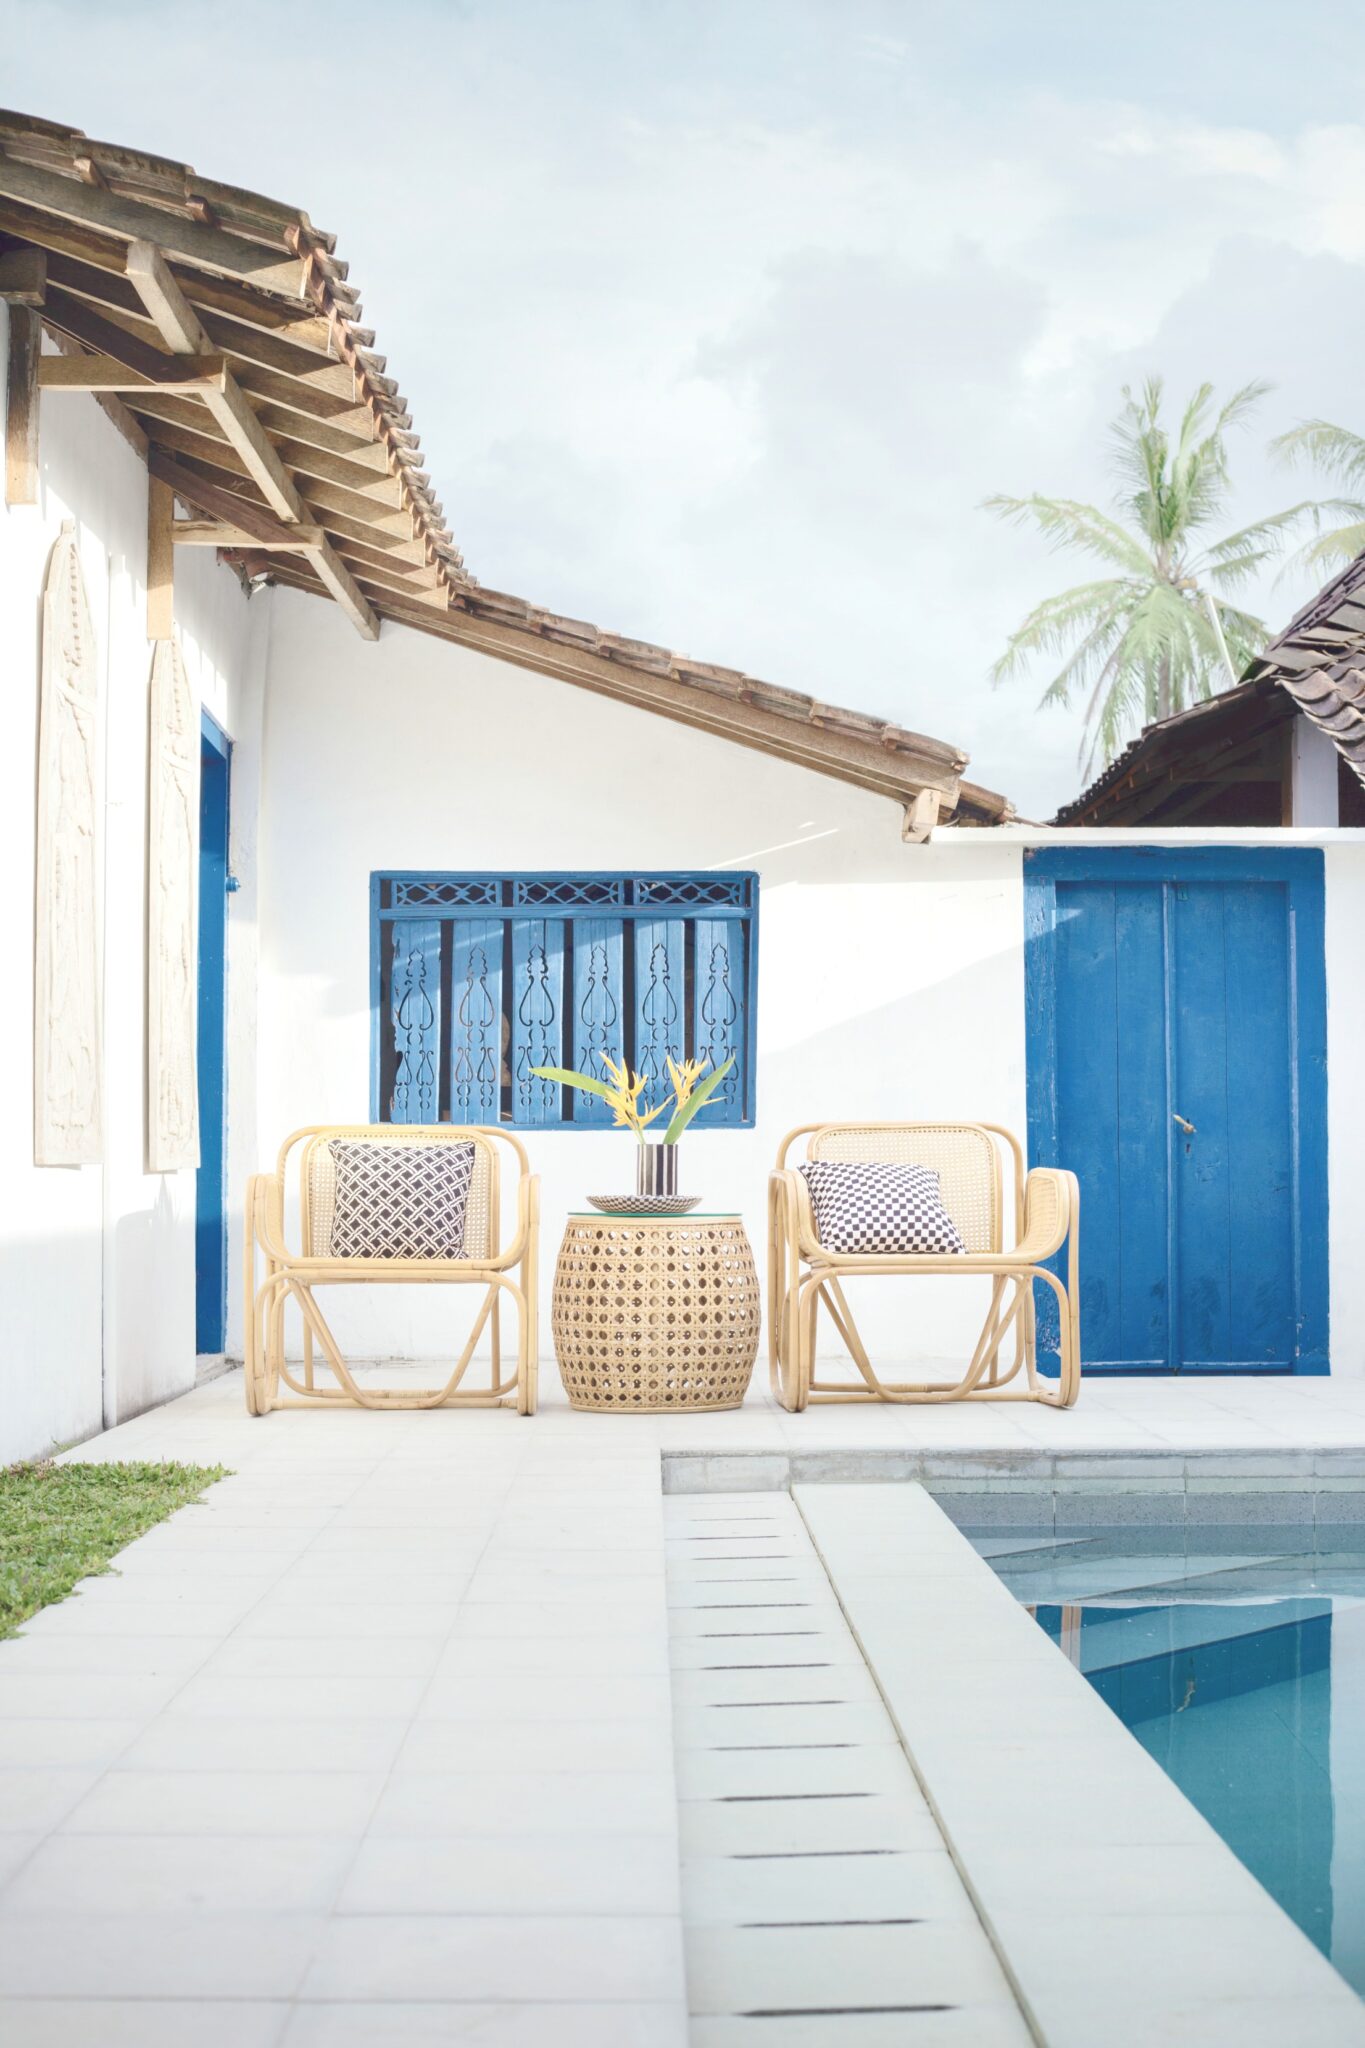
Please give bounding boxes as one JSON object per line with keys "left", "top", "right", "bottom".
{"left": 195, "top": 716, "right": 231, "bottom": 1354}
{"left": 1026, "top": 849, "right": 1328, "bottom": 1375}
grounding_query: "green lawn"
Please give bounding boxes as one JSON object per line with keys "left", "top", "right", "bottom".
{"left": 0, "top": 1460, "right": 228, "bottom": 1639}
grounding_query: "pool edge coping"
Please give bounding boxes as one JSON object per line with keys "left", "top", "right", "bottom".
{"left": 792, "top": 1479, "right": 1365, "bottom": 2048}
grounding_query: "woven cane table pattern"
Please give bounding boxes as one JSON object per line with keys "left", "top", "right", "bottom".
{"left": 552, "top": 1215, "right": 760, "bottom": 1411}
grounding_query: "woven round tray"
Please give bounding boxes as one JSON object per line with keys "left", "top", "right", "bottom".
{"left": 552, "top": 1213, "right": 761, "bottom": 1412}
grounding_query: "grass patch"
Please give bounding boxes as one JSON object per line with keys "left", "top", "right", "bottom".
{"left": 0, "top": 1460, "right": 228, "bottom": 1639}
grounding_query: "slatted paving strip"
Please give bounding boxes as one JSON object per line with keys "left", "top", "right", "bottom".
{"left": 665, "top": 1492, "right": 1032, "bottom": 2048}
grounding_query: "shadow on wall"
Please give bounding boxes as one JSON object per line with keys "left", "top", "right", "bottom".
{"left": 0, "top": 1189, "right": 198, "bottom": 1464}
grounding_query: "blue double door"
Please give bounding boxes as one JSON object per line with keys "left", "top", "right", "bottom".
{"left": 1026, "top": 850, "right": 1328, "bottom": 1375}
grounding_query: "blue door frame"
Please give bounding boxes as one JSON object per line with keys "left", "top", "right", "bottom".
{"left": 1025, "top": 846, "right": 1328, "bottom": 1376}
{"left": 196, "top": 713, "right": 231, "bottom": 1354}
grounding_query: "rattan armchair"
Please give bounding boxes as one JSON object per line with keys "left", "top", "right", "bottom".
{"left": 768, "top": 1122, "right": 1079, "bottom": 1411}
{"left": 244, "top": 1124, "right": 539, "bottom": 1416}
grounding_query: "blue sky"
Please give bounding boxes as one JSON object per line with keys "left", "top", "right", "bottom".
{"left": 5, "top": 0, "right": 1364, "bottom": 812}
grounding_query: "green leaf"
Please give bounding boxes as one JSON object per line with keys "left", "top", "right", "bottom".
{"left": 663, "top": 1057, "right": 735, "bottom": 1143}
{"left": 529, "top": 1065, "right": 618, "bottom": 1104}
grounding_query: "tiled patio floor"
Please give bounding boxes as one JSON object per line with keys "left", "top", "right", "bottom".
{"left": 3, "top": 1364, "right": 1365, "bottom": 2043}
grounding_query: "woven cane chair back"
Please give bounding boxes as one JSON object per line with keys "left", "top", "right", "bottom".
{"left": 805, "top": 1123, "right": 1002, "bottom": 1253}
{"left": 303, "top": 1127, "right": 496, "bottom": 1261}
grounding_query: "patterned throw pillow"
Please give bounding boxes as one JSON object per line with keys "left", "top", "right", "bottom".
{"left": 328, "top": 1140, "right": 476, "bottom": 1260}
{"left": 798, "top": 1159, "right": 967, "bottom": 1256}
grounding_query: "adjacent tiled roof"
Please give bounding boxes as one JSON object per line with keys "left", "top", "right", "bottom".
{"left": 0, "top": 110, "right": 1010, "bottom": 827}
{"left": 1052, "top": 679, "right": 1288, "bottom": 826}
{"left": 1243, "top": 552, "right": 1365, "bottom": 790}
{"left": 1056, "top": 552, "right": 1365, "bottom": 825}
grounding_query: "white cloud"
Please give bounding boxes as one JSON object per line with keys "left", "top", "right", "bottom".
{"left": 5, "top": 0, "right": 1365, "bottom": 814}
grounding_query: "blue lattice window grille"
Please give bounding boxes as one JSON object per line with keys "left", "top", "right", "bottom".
{"left": 371, "top": 872, "right": 758, "bottom": 1129}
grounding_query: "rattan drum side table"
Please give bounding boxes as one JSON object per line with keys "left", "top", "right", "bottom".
{"left": 552, "top": 1212, "right": 761, "bottom": 1412}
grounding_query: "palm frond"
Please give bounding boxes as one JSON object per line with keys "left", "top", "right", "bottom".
{"left": 988, "top": 578, "right": 1136, "bottom": 684}
{"left": 1272, "top": 420, "right": 1365, "bottom": 490}
{"left": 984, "top": 493, "right": 1154, "bottom": 575}
{"left": 1283, "top": 520, "right": 1365, "bottom": 576}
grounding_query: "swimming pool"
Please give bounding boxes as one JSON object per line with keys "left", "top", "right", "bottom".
{"left": 970, "top": 1524, "right": 1365, "bottom": 1998}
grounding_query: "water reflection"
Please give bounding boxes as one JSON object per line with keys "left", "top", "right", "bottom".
{"left": 971, "top": 1526, "right": 1365, "bottom": 1995}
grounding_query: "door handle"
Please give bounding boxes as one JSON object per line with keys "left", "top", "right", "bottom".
{"left": 1173, "top": 1113, "right": 1196, "bottom": 1134}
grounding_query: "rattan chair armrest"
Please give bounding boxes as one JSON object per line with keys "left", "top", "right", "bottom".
{"left": 486, "top": 1172, "right": 540, "bottom": 1269}
{"left": 248, "top": 1171, "right": 290, "bottom": 1264}
{"left": 1013, "top": 1167, "right": 1076, "bottom": 1263}
{"left": 770, "top": 1167, "right": 821, "bottom": 1256}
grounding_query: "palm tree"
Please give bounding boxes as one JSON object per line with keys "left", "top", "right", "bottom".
{"left": 986, "top": 379, "right": 1309, "bottom": 773}
{"left": 1271, "top": 420, "right": 1365, "bottom": 573}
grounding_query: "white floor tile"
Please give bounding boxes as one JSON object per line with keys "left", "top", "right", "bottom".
{"left": 0, "top": 1911, "right": 322, "bottom": 1997}
{"left": 60, "top": 1769, "right": 386, "bottom": 1837}
{"left": 281, "top": 2004, "right": 687, "bottom": 2048}
{"left": 0, "top": 1999, "right": 289, "bottom": 2048}
{"left": 369, "top": 1769, "right": 677, "bottom": 1839}
{"left": 339, "top": 1830, "right": 681, "bottom": 1916}
{"left": 2, "top": 1831, "right": 353, "bottom": 1913}
{"left": 299, "top": 1913, "right": 685, "bottom": 2003}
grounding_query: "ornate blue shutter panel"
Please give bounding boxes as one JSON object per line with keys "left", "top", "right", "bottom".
{"left": 389, "top": 920, "right": 442, "bottom": 1123}
{"left": 634, "top": 918, "right": 685, "bottom": 1093}
{"left": 449, "top": 920, "right": 503, "bottom": 1123}
{"left": 511, "top": 918, "right": 565, "bottom": 1124}
{"left": 693, "top": 916, "right": 744, "bottom": 1124}
{"left": 572, "top": 919, "right": 625, "bottom": 1124}
{"left": 374, "top": 872, "right": 757, "bottom": 1128}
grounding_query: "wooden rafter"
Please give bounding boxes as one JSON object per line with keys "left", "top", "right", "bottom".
{"left": 0, "top": 110, "right": 1015, "bottom": 827}
{"left": 0, "top": 153, "right": 307, "bottom": 295}
{"left": 38, "top": 350, "right": 227, "bottom": 392}
{"left": 3, "top": 300, "right": 40, "bottom": 504}
{"left": 125, "top": 242, "right": 378, "bottom": 640}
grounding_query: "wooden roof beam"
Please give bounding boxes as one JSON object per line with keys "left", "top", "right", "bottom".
{"left": 38, "top": 349, "right": 227, "bottom": 393}
{"left": 0, "top": 154, "right": 307, "bottom": 294}
{"left": 172, "top": 518, "right": 326, "bottom": 550}
{"left": 127, "top": 242, "right": 377, "bottom": 639}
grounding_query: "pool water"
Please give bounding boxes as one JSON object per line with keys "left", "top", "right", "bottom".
{"left": 971, "top": 1525, "right": 1365, "bottom": 1996}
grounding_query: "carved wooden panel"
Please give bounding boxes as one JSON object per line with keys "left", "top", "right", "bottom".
{"left": 389, "top": 918, "right": 442, "bottom": 1124}
{"left": 34, "top": 523, "right": 103, "bottom": 1166}
{"left": 147, "top": 636, "right": 201, "bottom": 1171}
{"left": 693, "top": 915, "right": 744, "bottom": 1123}
{"left": 510, "top": 917, "right": 564, "bottom": 1124}
{"left": 449, "top": 919, "right": 502, "bottom": 1124}
{"left": 633, "top": 917, "right": 685, "bottom": 1094}
{"left": 571, "top": 917, "right": 624, "bottom": 1124}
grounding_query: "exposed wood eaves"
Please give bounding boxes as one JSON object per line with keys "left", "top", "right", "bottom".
{"left": 0, "top": 107, "right": 1013, "bottom": 827}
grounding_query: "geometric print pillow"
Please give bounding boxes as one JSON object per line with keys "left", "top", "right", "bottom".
{"left": 328, "top": 1140, "right": 476, "bottom": 1260}
{"left": 798, "top": 1159, "right": 967, "bottom": 1256}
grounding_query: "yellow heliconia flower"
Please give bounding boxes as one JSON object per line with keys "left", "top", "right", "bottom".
{"left": 665, "top": 1055, "right": 708, "bottom": 1109}
{"left": 598, "top": 1054, "right": 665, "bottom": 1137}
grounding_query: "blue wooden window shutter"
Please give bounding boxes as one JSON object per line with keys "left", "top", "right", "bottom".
{"left": 371, "top": 872, "right": 758, "bottom": 1129}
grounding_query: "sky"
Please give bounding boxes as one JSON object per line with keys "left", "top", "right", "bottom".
{"left": 6, "top": 0, "right": 1365, "bottom": 814}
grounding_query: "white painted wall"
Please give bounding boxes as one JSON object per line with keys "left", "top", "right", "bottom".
{"left": 0, "top": 304, "right": 267, "bottom": 1462}
{"left": 254, "top": 593, "right": 1019, "bottom": 1371}
{"left": 5, "top": 305, "right": 1363, "bottom": 1452}
{"left": 257, "top": 596, "right": 1365, "bottom": 1383}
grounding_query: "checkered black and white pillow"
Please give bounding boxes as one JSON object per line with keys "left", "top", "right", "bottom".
{"left": 798, "top": 1160, "right": 967, "bottom": 1256}
{"left": 328, "top": 1140, "right": 476, "bottom": 1260}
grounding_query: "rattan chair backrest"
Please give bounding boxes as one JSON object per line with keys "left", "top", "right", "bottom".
{"left": 805, "top": 1123, "right": 1002, "bottom": 1252}
{"left": 302, "top": 1127, "right": 495, "bottom": 1260}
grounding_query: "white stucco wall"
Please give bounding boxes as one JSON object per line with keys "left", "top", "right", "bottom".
{"left": 5, "top": 301, "right": 1363, "bottom": 1452}
{"left": 0, "top": 305, "right": 267, "bottom": 1461}
{"left": 257, "top": 595, "right": 1365, "bottom": 1382}
{"left": 256, "top": 592, "right": 1024, "bottom": 1370}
